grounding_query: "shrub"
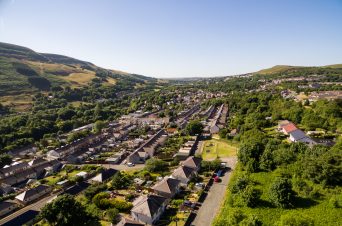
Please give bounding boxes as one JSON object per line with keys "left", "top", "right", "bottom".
{"left": 241, "top": 185, "right": 261, "bottom": 208}
{"left": 231, "top": 176, "right": 250, "bottom": 194}
{"left": 269, "top": 178, "right": 295, "bottom": 208}
{"left": 84, "top": 183, "right": 107, "bottom": 200}
{"left": 144, "top": 158, "right": 168, "bottom": 173}
{"left": 111, "top": 199, "right": 133, "bottom": 212}
{"left": 106, "top": 208, "right": 119, "bottom": 223}
{"left": 111, "top": 171, "right": 132, "bottom": 189}
{"left": 278, "top": 212, "right": 314, "bottom": 226}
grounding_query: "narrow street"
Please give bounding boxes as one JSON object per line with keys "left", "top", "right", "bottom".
{"left": 192, "top": 157, "right": 237, "bottom": 226}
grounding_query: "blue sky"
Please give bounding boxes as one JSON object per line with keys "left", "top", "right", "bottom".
{"left": 0, "top": 0, "right": 342, "bottom": 77}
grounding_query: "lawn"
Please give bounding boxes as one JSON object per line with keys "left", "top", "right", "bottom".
{"left": 213, "top": 165, "right": 342, "bottom": 226}
{"left": 201, "top": 137, "right": 238, "bottom": 160}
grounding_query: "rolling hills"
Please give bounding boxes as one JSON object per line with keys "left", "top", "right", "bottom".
{"left": 254, "top": 64, "right": 342, "bottom": 75}
{"left": 0, "top": 42, "right": 156, "bottom": 97}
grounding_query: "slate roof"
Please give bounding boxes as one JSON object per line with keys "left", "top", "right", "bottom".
{"left": 289, "top": 129, "right": 307, "bottom": 141}
{"left": 15, "top": 185, "right": 51, "bottom": 202}
{"left": 117, "top": 218, "right": 144, "bottom": 226}
{"left": 0, "top": 162, "right": 29, "bottom": 175}
{"left": 182, "top": 156, "right": 202, "bottom": 169}
{"left": 152, "top": 177, "right": 180, "bottom": 195}
{"left": 0, "top": 201, "right": 17, "bottom": 212}
{"left": 131, "top": 194, "right": 167, "bottom": 217}
{"left": 91, "top": 168, "right": 117, "bottom": 182}
{"left": 172, "top": 166, "right": 195, "bottom": 179}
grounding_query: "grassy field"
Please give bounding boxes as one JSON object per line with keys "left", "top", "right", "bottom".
{"left": 0, "top": 94, "right": 33, "bottom": 111}
{"left": 213, "top": 166, "right": 342, "bottom": 226}
{"left": 201, "top": 136, "right": 238, "bottom": 160}
{"left": 58, "top": 72, "right": 96, "bottom": 86}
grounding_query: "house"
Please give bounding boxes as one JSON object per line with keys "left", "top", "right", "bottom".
{"left": 171, "top": 166, "right": 196, "bottom": 185}
{"left": 117, "top": 218, "right": 144, "bottom": 226}
{"left": 75, "top": 171, "right": 88, "bottom": 179}
{"left": 210, "top": 124, "right": 220, "bottom": 134}
{"left": 128, "top": 150, "right": 149, "bottom": 164}
{"left": 0, "top": 183, "right": 14, "bottom": 195}
{"left": 131, "top": 194, "right": 168, "bottom": 225}
{"left": 90, "top": 169, "right": 117, "bottom": 183}
{"left": 15, "top": 185, "right": 52, "bottom": 205}
{"left": 280, "top": 122, "right": 298, "bottom": 135}
{"left": 0, "top": 201, "right": 18, "bottom": 217}
{"left": 0, "top": 162, "right": 29, "bottom": 178}
{"left": 152, "top": 177, "right": 181, "bottom": 198}
{"left": 28, "top": 157, "right": 46, "bottom": 167}
{"left": 289, "top": 130, "right": 316, "bottom": 145}
{"left": 181, "top": 156, "right": 202, "bottom": 172}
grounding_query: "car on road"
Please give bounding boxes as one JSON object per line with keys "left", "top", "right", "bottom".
{"left": 127, "top": 162, "right": 135, "bottom": 167}
{"left": 214, "top": 175, "right": 220, "bottom": 183}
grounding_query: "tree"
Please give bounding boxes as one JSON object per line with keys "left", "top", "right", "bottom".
{"left": 111, "top": 172, "right": 132, "bottom": 189}
{"left": 185, "top": 120, "right": 203, "bottom": 135}
{"left": 93, "top": 120, "right": 106, "bottom": 133}
{"left": 241, "top": 185, "right": 262, "bottom": 208}
{"left": 269, "top": 178, "right": 295, "bottom": 208}
{"left": 0, "top": 154, "right": 12, "bottom": 168}
{"left": 144, "top": 158, "right": 168, "bottom": 173}
{"left": 238, "top": 142, "right": 264, "bottom": 171}
{"left": 84, "top": 183, "right": 107, "bottom": 200}
{"left": 40, "top": 194, "right": 99, "bottom": 226}
{"left": 106, "top": 208, "right": 119, "bottom": 223}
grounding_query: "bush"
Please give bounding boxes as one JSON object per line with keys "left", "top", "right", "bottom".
{"left": 84, "top": 184, "right": 107, "bottom": 200}
{"left": 278, "top": 212, "right": 314, "bottom": 226}
{"left": 144, "top": 158, "right": 168, "bottom": 173}
{"left": 241, "top": 185, "right": 262, "bottom": 208}
{"left": 111, "top": 171, "right": 132, "bottom": 189}
{"left": 106, "top": 208, "right": 119, "bottom": 223}
{"left": 231, "top": 176, "right": 250, "bottom": 194}
{"left": 269, "top": 178, "right": 295, "bottom": 208}
{"left": 111, "top": 199, "right": 133, "bottom": 212}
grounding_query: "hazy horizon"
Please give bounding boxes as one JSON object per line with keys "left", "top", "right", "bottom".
{"left": 1, "top": 0, "right": 342, "bottom": 78}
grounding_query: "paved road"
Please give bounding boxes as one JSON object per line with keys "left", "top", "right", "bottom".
{"left": 0, "top": 192, "right": 61, "bottom": 226}
{"left": 101, "top": 163, "right": 145, "bottom": 171}
{"left": 192, "top": 157, "right": 238, "bottom": 226}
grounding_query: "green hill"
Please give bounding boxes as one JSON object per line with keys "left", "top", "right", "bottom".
{"left": 254, "top": 64, "right": 342, "bottom": 75}
{"left": 0, "top": 42, "right": 157, "bottom": 97}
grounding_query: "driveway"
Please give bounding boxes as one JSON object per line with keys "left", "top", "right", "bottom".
{"left": 192, "top": 157, "right": 237, "bottom": 226}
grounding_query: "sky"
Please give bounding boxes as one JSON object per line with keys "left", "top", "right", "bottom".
{"left": 0, "top": 0, "right": 342, "bottom": 78}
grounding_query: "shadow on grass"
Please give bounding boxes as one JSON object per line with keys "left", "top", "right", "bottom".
{"left": 293, "top": 196, "right": 318, "bottom": 209}
{"left": 256, "top": 199, "right": 274, "bottom": 208}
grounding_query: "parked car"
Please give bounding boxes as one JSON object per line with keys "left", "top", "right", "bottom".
{"left": 214, "top": 176, "right": 220, "bottom": 182}
{"left": 127, "top": 162, "right": 135, "bottom": 167}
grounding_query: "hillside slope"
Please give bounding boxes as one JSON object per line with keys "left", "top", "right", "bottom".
{"left": 255, "top": 64, "right": 342, "bottom": 75}
{"left": 0, "top": 42, "right": 156, "bottom": 96}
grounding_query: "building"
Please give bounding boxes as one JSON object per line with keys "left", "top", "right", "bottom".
{"left": 171, "top": 166, "right": 196, "bottom": 185}
{"left": 281, "top": 123, "right": 298, "bottom": 135}
{"left": 152, "top": 177, "right": 181, "bottom": 198}
{"left": 15, "top": 185, "right": 52, "bottom": 205}
{"left": 181, "top": 156, "right": 202, "bottom": 172}
{"left": 0, "top": 201, "right": 18, "bottom": 217}
{"left": 90, "top": 169, "right": 117, "bottom": 183}
{"left": 131, "top": 194, "right": 168, "bottom": 225}
{"left": 117, "top": 218, "right": 144, "bottom": 226}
